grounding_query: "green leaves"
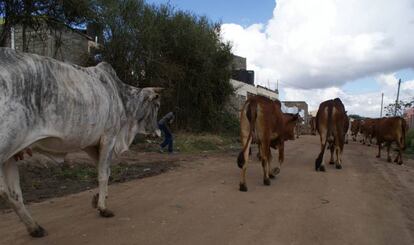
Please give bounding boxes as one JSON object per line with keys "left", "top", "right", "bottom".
{"left": 97, "top": 0, "right": 234, "bottom": 132}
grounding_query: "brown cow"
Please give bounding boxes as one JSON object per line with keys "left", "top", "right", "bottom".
{"left": 255, "top": 113, "right": 299, "bottom": 161}
{"left": 294, "top": 115, "right": 303, "bottom": 138}
{"left": 360, "top": 118, "right": 377, "bottom": 145}
{"left": 237, "top": 96, "right": 299, "bottom": 192}
{"left": 344, "top": 114, "right": 350, "bottom": 144}
{"left": 309, "top": 116, "right": 317, "bottom": 135}
{"left": 315, "top": 98, "right": 348, "bottom": 171}
{"left": 374, "top": 117, "right": 407, "bottom": 164}
{"left": 350, "top": 119, "right": 361, "bottom": 141}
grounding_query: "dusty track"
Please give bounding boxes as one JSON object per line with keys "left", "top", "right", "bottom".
{"left": 0, "top": 135, "right": 413, "bottom": 245}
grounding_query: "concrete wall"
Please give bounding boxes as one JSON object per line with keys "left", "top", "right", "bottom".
{"left": 282, "top": 101, "right": 309, "bottom": 122}
{"left": 229, "top": 79, "right": 279, "bottom": 114}
{"left": 4, "top": 24, "right": 93, "bottom": 66}
{"left": 231, "top": 55, "right": 247, "bottom": 70}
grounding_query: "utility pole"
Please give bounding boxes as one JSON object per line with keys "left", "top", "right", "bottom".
{"left": 380, "top": 93, "right": 384, "bottom": 117}
{"left": 394, "top": 79, "right": 401, "bottom": 116}
{"left": 11, "top": 27, "right": 15, "bottom": 49}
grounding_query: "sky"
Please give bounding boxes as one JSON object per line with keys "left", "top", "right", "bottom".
{"left": 147, "top": 0, "right": 414, "bottom": 117}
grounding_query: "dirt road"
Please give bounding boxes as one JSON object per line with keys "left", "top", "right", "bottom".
{"left": 0, "top": 135, "right": 413, "bottom": 245}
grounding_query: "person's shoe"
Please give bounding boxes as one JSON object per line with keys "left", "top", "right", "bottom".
{"left": 159, "top": 148, "right": 164, "bottom": 153}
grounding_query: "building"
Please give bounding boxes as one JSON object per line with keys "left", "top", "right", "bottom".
{"left": 229, "top": 55, "right": 279, "bottom": 113}
{"left": 404, "top": 107, "right": 414, "bottom": 129}
{"left": 231, "top": 55, "right": 247, "bottom": 70}
{"left": 231, "top": 55, "right": 255, "bottom": 85}
{"left": 1, "top": 21, "right": 99, "bottom": 66}
{"left": 282, "top": 101, "right": 309, "bottom": 123}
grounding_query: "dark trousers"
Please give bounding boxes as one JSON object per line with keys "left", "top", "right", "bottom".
{"left": 159, "top": 123, "right": 173, "bottom": 152}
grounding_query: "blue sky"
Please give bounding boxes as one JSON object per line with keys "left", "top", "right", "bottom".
{"left": 147, "top": 0, "right": 414, "bottom": 116}
{"left": 146, "top": 0, "right": 276, "bottom": 26}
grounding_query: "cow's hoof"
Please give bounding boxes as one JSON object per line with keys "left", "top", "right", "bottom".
{"left": 263, "top": 178, "right": 271, "bottom": 186}
{"left": 376, "top": 155, "right": 380, "bottom": 158}
{"left": 239, "top": 183, "right": 248, "bottom": 192}
{"left": 99, "top": 209, "right": 115, "bottom": 218}
{"left": 30, "top": 226, "right": 47, "bottom": 238}
{"left": 398, "top": 161, "right": 403, "bottom": 165}
{"left": 269, "top": 173, "right": 275, "bottom": 179}
{"left": 92, "top": 193, "right": 99, "bottom": 208}
{"left": 329, "top": 161, "right": 334, "bottom": 165}
{"left": 319, "top": 165, "right": 326, "bottom": 172}
{"left": 271, "top": 167, "right": 280, "bottom": 176}
{"left": 336, "top": 164, "right": 342, "bottom": 169}
{"left": 387, "top": 158, "right": 392, "bottom": 163}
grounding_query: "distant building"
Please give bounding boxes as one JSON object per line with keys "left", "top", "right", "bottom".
{"left": 231, "top": 54, "right": 255, "bottom": 85}
{"left": 231, "top": 55, "right": 246, "bottom": 70}
{"left": 282, "top": 101, "right": 309, "bottom": 123}
{"left": 1, "top": 21, "right": 99, "bottom": 65}
{"left": 228, "top": 55, "right": 279, "bottom": 114}
{"left": 404, "top": 107, "right": 414, "bottom": 129}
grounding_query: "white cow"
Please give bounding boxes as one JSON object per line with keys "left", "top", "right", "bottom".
{"left": 0, "top": 48, "right": 161, "bottom": 237}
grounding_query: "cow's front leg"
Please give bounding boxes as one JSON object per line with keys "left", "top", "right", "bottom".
{"left": 386, "top": 143, "right": 392, "bottom": 162}
{"left": 376, "top": 143, "right": 381, "bottom": 158}
{"left": 2, "top": 160, "right": 46, "bottom": 237}
{"left": 93, "top": 139, "right": 116, "bottom": 217}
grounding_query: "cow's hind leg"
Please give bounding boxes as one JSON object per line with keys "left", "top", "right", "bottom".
{"left": 94, "top": 139, "right": 116, "bottom": 217}
{"left": 259, "top": 143, "right": 271, "bottom": 186}
{"left": 395, "top": 141, "right": 403, "bottom": 165}
{"left": 329, "top": 143, "right": 335, "bottom": 165}
{"left": 238, "top": 137, "right": 252, "bottom": 192}
{"left": 269, "top": 143, "right": 283, "bottom": 179}
{"left": 1, "top": 160, "right": 46, "bottom": 237}
{"left": 335, "top": 146, "right": 343, "bottom": 169}
{"left": 315, "top": 134, "right": 327, "bottom": 172}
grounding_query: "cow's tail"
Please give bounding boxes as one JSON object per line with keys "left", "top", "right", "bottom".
{"left": 401, "top": 118, "right": 407, "bottom": 150}
{"left": 315, "top": 102, "right": 334, "bottom": 171}
{"left": 237, "top": 102, "right": 256, "bottom": 169}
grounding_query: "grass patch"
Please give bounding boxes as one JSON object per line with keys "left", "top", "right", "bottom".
{"left": 175, "top": 133, "right": 239, "bottom": 153}
{"left": 133, "top": 132, "right": 240, "bottom": 153}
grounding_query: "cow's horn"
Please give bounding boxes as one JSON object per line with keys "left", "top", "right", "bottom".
{"left": 150, "top": 87, "right": 164, "bottom": 93}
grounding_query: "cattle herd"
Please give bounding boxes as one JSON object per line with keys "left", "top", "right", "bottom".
{"left": 0, "top": 48, "right": 409, "bottom": 238}
{"left": 237, "top": 95, "right": 407, "bottom": 192}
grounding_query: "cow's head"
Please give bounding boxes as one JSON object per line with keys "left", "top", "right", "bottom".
{"left": 283, "top": 113, "right": 300, "bottom": 140}
{"left": 131, "top": 87, "right": 162, "bottom": 137}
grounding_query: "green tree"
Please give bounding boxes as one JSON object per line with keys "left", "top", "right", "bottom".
{"left": 96, "top": 0, "right": 235, "bottom": 132}
{"left": 384, "top": 99, "right": 414, "bottom": 117}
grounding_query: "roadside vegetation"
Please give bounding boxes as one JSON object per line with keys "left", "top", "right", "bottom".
{"left": 406, "top": 129, "right": 414, "bottom": 158}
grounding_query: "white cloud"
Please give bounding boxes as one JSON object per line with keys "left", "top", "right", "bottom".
{"left": 221, "top": 0, "right": 414, "bottom": 117}
{"left": 284, "top": 73, "right": 414, "bottom": 117}
{"left": 221, "top": 0, "right": 414, "bottom": 89}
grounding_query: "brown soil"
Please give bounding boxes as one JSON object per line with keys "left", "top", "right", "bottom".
{"left": 0, "top": 136, "right": 413, "bottom": 245}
